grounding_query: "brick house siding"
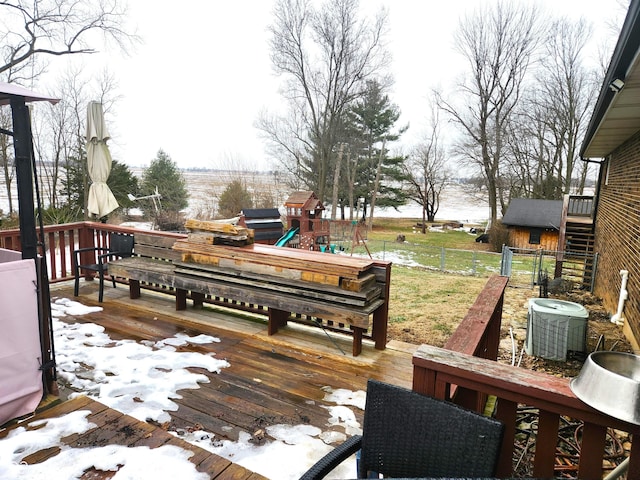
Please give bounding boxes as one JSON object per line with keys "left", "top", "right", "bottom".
{"left": 593, "top": 130, "right": 640, "bottom": 345}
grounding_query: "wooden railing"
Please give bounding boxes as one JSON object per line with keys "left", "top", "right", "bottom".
{"left": 0, "top": 222, "right": 185, "bottom": 283}
{"left": 567, "top": 195, "right": 595, "bottom": 218}
{"left": 412, "top": 275, "right": 638, "bottom": 480}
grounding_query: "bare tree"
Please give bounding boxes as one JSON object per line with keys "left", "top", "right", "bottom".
{"left": 261, "top": 0, "right": 390, "bottom": 202}
{"left": 30, "top": 68, "right": 120, "bottom": 216}
{"left": 0, "top": 0, "right": 134, "bottom": 219}
{"left": 505, "top": 17, "right": 599, "bottom": 200}
{"left": 0, "top": 0, "right": 135, "bottom": 82}
{"left": 403, "top": 105, "right": 450, "bottom": 231}
{"left": 536, "top": 17, "right": 597, "bottom": 195}
{"left": 436, "top": 1, "right": 541, "bottom": 222}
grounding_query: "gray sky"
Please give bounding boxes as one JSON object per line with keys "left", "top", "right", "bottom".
{"left": 73, "top": 0, "right": 626, "bottom": 169}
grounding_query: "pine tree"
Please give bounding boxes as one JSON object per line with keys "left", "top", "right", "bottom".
{"left": 140, "top": 150, "right": 188, "bottom": 218}
{"left": 218, "top": 180, "right": 253, "bottom": 218}
{"left": 343, "top": 80, "right": 408, "bottom": 219}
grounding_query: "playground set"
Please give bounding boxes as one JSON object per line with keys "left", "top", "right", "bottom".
{"left": 277, "top": 191, "right": 331, "bottom": 251}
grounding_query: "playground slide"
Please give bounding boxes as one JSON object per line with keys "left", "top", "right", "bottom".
{"left": 275, "top": 227, "right": 299, "bottom": 247}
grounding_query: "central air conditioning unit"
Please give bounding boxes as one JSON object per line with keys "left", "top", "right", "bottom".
{"left": 525, "top": 298, "right": 589, "bottom": 361}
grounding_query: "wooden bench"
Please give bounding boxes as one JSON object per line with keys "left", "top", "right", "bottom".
{"left": 108, "top": 233, "right": 390, "bottom": 356}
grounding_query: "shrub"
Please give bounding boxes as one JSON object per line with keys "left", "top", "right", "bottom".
{"left": 488, "top": 220, "right": 509, "bottom": 253}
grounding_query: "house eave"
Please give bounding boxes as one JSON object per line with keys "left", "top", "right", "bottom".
{"left": 581, "top": 0, "right": 640, "bottom": 159}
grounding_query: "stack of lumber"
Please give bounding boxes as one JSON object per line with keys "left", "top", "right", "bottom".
{"left": 171, "top": 241, "right": 386, "bottom": 316}
{"left": 184, "top": 219, "right": 254, "bottom": 246}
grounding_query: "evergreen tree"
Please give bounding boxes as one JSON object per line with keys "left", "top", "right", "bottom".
{"left": 140, "top": 150, "right": 188, "bottom": 218}
{"left": 218, "top": 180, "right": 253, "bottom": 218}
{"left": 59, "top": 155, "right": 85, "bottom": 214}
{"left": 58, "top": 158, "right": 138, "bottom": 219}
{"left": 344, "top": 80, "right": 408, "bottom": 220}
{"left": 108, "top": 161, "right": 139, "bottom": 211}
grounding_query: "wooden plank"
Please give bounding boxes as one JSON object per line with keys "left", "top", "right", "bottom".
{"left": 174, "top": 262, "right": 381, "bottom": 305}
{"left": 300, "top": 270, "right": 342, "bottom": 286}
{"left": 187, "top": 232, "right": 253, "bottom": 245}
{"left": 169, "top": 402, "right": 246, "bottom": 442}
{"left": 135, "top": 233, "right": 178, "bottom": 249}
{"left": 577, "top": 422, "right": 607, "bottom": 480}
{"left": 172, "top": 273, "right": 382, "bottom": 329}
{"left": 195, "top": 376, "right": 334, "bottom": 427}
{"left": 174, "top": 241, "right": 374, "bottom": 279}
{"left": 134, "top": 243, "right": 182, "bottom": 262}
{"left": 533, "top": 410, "right": 559, "bottom": 478}
{"left": 108, "top": 257, "right": 176, "bottom": 284}
{"left": 65, "top": 408, "right": 126, "bottom": 448}
{"left": 110, "top": 256, "right": 382, "bottom": 328}
{"left": 341, "top": 273, "right": 377, "bottom": 292}
{"left": 184, "top": 253, "right": 339, "bottom": 286}
{"left": 185, "top": 219, "right": 249, "bottom": 235}
{"left": 179, "top": 259, "right": 381, "bottom": 300}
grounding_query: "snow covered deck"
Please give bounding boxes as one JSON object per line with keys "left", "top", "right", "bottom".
{"left": 1, "top": 280, "right": 415, "bottom": 479}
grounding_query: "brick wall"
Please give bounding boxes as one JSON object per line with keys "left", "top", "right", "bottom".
{"left": 594, "top": 131, "right": 640, "bottom": 344}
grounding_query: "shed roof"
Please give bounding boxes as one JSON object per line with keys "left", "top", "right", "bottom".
{"left": 241, "top": 208, "right": 281, "bottom": 219}
{"left": 501, "top": 199, "right": 563, "bottom": 229}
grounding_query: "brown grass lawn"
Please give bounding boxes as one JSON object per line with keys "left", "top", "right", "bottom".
{"left": 367, "top": 218, "right": 490, "bottom": 346}
{"left": 386, "top": 266, "right": 488, "bottom": 346}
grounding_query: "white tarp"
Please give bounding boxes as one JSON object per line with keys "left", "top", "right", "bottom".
{"left": 86, "top": 102, "right": 118, "bottom": 218}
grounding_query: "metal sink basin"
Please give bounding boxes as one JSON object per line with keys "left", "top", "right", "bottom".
{"left": 570, "top": 351, "right": 640, "bottom": 425}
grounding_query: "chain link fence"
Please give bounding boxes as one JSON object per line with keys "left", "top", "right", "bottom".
{"left": 339, "top": 239, "right": 596, "bottom": 293}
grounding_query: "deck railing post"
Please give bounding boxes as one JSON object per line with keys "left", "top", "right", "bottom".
{"left": 413, "top": 344, "right": 640, "bottom": 479}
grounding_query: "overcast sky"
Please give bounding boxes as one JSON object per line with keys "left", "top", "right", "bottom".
{"left": 58, "top": 0, "right": 627, "bottom": 170}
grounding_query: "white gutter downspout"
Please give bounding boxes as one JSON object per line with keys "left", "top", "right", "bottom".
{"left": 611, "top": 270, "right": 629, "bottom": 326}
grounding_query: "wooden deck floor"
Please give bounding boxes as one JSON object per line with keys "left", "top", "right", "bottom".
{"left": 0, "top": 396, "right": 266, "bottom": 479}
{"left": 6, "top": 281, "right": 418, "bottom": 478}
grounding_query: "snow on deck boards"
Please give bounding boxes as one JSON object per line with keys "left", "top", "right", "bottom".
{"left": 38, "top": 282, "right": 415, "bottom": 477}
{"left": 0, "top": 396, "right": 264, "bottom": 479}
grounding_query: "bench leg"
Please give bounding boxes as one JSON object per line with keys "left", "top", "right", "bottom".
{"left": 129, "top": 280, "right": 141, "bottom": 299}
{"left": 176, "top": 289, "right": 187, "bottom": 310}
{"left": 372, "top": 306, "right": 388, "bottom": 351}
{"left": 192, "top": 291, "right": 205, "bottom": 309}
{"left": 268, "top": 308, "right": 289, "bottom": 335}
{"left": 351, "top": 326, "right": 363, "bottom": 356}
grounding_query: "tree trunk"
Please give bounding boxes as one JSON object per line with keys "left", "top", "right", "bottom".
{"left": 330, "top": 144, "right": 343, "bottom": 220}
{"left": 368, "top": 139, "right": 386, "bottom": 228}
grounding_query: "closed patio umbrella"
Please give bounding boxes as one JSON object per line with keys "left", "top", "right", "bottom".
{"left": 86, "top": 101, "right": 118, "bottom": 218}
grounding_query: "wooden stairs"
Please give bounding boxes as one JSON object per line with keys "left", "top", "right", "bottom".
{"left": 555, "top": 195, "right": 596, "bottom": 289}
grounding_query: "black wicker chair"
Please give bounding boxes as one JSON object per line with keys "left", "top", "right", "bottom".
{"left": 300, "top": 379, "right": 504, "bottom": 480}
{"left": 73, "top": 232, "right": 134, "bottom": 302}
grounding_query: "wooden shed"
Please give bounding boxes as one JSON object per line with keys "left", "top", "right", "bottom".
{"left": 238, "top": 208, "right": 283, "bottom": 245}
{"left": 501, "top": 198, "right": 563, "bottom": 250}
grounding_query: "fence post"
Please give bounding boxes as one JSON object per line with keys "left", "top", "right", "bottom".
{"left": 440, "top": 247, "right": 445, "bottom": 271}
